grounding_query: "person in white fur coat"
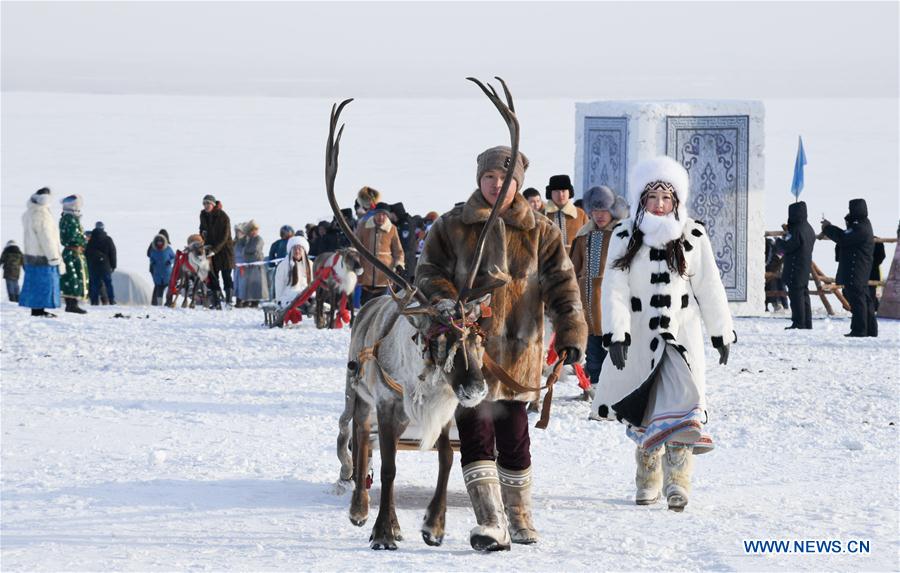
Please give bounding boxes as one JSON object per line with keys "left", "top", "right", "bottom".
{"left": 590, "top": 156, "right": 735, "bottom": 512}
{"left": 273, "top": 234, "right": 312, "bottom": 308}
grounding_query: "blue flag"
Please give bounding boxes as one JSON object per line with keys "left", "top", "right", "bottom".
{"left": 791, "top": 136, "right": 806, "bottom": 199}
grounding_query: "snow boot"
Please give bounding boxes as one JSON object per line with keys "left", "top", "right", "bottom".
{"left": 635, "top": 446, "right": 663, "bottom": 505}
{"left": 64, "top": 297, "right": 87, "bottom": 314}
{"left": 499, "top": 465, "right": 539, "bottom": 544}
{"left": 30, "top": 308, "right": 57, "bottom": 318}
{"left": 462, "top": 461, "right": 511, "bottom": 552}
{"left": 662, "top": 444, "right": 694, "bottom": 512}
{"left": 209, "top": 289, "right": 222, "bottom": 310}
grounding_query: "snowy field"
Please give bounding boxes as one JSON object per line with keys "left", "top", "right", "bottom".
{"left": 1, "top": 302, "right": 897, "bottom": 571}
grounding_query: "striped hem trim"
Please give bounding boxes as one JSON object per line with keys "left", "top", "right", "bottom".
{"left": 463, "top": 462, "right": 499, "bottom": 486}
{"left": 497, "top": 466, "right": 532, "bottom": 489}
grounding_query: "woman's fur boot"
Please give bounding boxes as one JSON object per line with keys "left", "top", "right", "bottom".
{"left": 462, "top": 461, "right": 511, "bottom": 552}
{"left": 662, "top": 444, "right": 694, "bottom": 512}
{"left": 635, "top": 446, "right": 663, "bottom": 505}
{"left": 499, "top": 465, "right": 538, "bottom": 544}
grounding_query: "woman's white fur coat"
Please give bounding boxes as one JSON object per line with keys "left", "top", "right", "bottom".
{"left": 590, "top": 156, "right": 735, "bottom": 452}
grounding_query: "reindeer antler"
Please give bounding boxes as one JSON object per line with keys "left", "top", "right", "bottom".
{"left": 459, "top": 76, "right": 520, "bottom": 304}
{"left": 324, "top": 99, "right": 430, "bottom": 308}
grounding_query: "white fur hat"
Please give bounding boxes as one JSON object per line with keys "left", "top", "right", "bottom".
{"left": 285, "top": 234, "right": 310, "bottom": 256}
{"left": 628, "top": 156, "right": 690, "bottom": 221}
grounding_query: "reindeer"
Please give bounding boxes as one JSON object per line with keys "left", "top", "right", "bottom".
{"left": 327, "top": 77, "right": 521, "bottom": 550}
{"left": 166, "top": 238, "right": 213, "bottom": 309}
{"left": 313, "top": 247, "right": 364, "bottom": 329}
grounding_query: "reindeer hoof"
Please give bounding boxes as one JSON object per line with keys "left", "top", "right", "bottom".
{"left": 421, "top": 530, "right": 444, "bottom": 546}
{"left": 349, "top": 515, "right": 367, "bottom": 527}
{"left": 370, "top": 539, "right": 398, "bottom": 551}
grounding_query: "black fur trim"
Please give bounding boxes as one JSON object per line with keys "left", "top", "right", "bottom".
{"left": 659, "top": 315, "right": 671, "bottom": 329}
{"left": 624, "top": 333, "right": 631, "bottom": 346}
{"left": 616, "top": 230, "right": 629, "bottom": 239}
{"left": 612, "top": 222, "right": 623, "bottom": 230}
{"left": 598, "top": 404, "right": 609, "bottom": 418}
{"left": 601, "top": 333, "right": 612, "bottom": 348}
{"left": 650, "top": 338, "right": 659, "bottom": 351}
{"left": 660, "top": 332, "right": 675, "bottom": 341}
{"left": 651, "top": 272, "right": 670, "bottom": 284}
{"left": 649, "top": 248, "right": 667, "bottom": 261}
{"left": 681, "top": 294, "right": 689, "bottom": 308}
{"left": 683, "top": 240, "right": 693, "bottom": 252}
{"left": 650, "top": 294, "right": 671, "bottom": 308}
{"left": 649, "top": 316, "right": 659, "bottom": 330}
{"left": 691, "top": 228, "right": 703, "bottom": 237}
{"left": 732, "top": 330, "right": 738, "bottom": 344}
{"left": 651, "top": 358, "right": 655, "bottom": 369}
{"left": 612, "top": 369, "right": 659, "bottom": 427}
{"left": 711, "top": 335, "right": 725, "bottom": 348}
{"left": 631, "top": 297, "right": 642, "bottom": 311}
{"left": 695, "top": 220, "right": 706, "bottom": 227}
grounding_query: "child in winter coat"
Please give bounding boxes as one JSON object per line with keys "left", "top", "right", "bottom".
{"left": 1, "top": 240, "right": 24, "bottom": 302}
{"left": 148, "top": 233, "right": 175, "bottom": 305}
{"left": 568, "top": 186, "right": 629, "bottom": 398}
{"left": 590, "top": 156, "right": 735, "bottom": 512}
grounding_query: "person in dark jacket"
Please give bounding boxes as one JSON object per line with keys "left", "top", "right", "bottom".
{"left": 148, "top": 233, "right": 175, "bottom": 305}
{"left": 199, "top": 194, "right": 234, "bottom": 308}
{"left": 1, "top": 240, "right": 24, "bottom": 302}
{"left": 777, "top": 201, "right": 815, "bottom": 329}
{"left": 85, "top": 221, "right": 117, "bottom": 305}
{"left": 822, "top": 198, "right": 876, "bottom": 337}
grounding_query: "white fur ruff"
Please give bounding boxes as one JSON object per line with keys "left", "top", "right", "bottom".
{"left": 405, "top": 366, "right": 459, "bottom": 451}
{"left": 638, "top": 212, "right": 686, "bottom": 248}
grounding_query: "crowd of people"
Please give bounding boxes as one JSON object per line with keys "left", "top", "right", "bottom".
{"left": 5, "top": 159, "right": 889, "bottom": 553}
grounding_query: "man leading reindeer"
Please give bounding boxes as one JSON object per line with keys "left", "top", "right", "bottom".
{"left": 416, "top": 145, "right": 587, "bottom": 551}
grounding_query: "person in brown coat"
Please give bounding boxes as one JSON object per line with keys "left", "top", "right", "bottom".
{"left": 569, "top": 185, "right": 630, "bottom": 396}
{"left": 416, "top": 145, "right": 587, "bottom": 551}
{"left": 199, "top": 194, "right": 234, "bottom": 308}
{"left": 356, "top": 202, "right": 404, "bottom": 306}
{"left": 544, "top": 174, "right": 589, "bottom": 252}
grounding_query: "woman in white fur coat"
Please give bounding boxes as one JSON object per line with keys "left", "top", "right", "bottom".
{"left": 273, "top": 234, "right": 311, "bottom": 308}
{"left": 20, "top": 187, "right": 66, "bottom": 317}
{"left": 590, "top": 156, "right": 735, "bottom": 512}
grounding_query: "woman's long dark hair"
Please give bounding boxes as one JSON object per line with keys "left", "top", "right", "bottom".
{"left": 612, "top": 192, "right": 687, "bottom": 277}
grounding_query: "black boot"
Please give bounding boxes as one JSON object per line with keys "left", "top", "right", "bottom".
{"left": 31, "top": 308, "right": 57, "bottom": 318}
{"left": 224, "top": 287, "right": 233, "bottom": 307}
{"left": 65, "top": 298, "right": 87, "bottom": 314}
{"left": 209, "top": 289, "right": 222, "bottom": 310}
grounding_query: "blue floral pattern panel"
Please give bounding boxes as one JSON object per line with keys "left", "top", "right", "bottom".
{"left": 666, "top": 116, "right": 749, "bottom": 302}
{"left": 582, "top": 117, "right": 628, "bottom": 199}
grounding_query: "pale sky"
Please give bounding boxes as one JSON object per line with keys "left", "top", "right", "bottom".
{"left": 2, "top": 1, "right": 898, "bottom": 99}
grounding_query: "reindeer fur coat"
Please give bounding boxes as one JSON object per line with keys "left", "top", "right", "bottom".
{"left": 416, "top": 190, "right": 587, "bottom": 403}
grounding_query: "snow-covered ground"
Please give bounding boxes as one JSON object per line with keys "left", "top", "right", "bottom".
{"left": 1, "top": 303, "right": 897, "bottom": 571}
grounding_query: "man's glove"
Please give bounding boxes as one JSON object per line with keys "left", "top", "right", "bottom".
{"left": 609, "top": 341, "right": 628, "bottom": 370}
{"left": 394, "top": 265, "right": 407, "bottom": 280}
{"left": 717, "top": 344, "right": 729, "bottom": 365}
{"left": 558, "top": 346, "right": 581, "bottom": 365}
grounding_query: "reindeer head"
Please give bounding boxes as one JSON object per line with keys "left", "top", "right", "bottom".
{"left": 324, "top": 77, "right": 520, "bottom": 410}
{"left": 395, "top": 292, "right": 495, "bottom": 407}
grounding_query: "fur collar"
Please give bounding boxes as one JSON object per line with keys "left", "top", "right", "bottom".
{"left": 461, "top": 190, "right": 535, "bottom": 231}
{"left": 544, "top": 200, "right": 578, "bottom": 219}
{"left": 638, "top": 212, "right": 687, "bottom": 248}
{"left": 364, "top": 216, "right": 393, "bottom": 232}
{"left": 575, "top": 219, "right": 618, "bottom": 238}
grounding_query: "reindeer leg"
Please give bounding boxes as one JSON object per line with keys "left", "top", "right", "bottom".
{"left": 370, "top": 400, "right": 406, "bottom": 550}
{"left": 337, "top": 377, "right": 357, "bottom": 482}
{"left": 349, "top": 402, "right": 371, "bottom": 527}
{"left": 421, "top": 423, "right": 453, "bottom": 546}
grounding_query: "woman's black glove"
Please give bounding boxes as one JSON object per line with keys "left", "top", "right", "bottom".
{"left": 609, "top": 341, "right": 628, "bottom": 370}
